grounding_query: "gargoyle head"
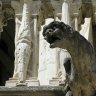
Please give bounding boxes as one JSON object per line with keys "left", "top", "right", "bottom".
{"left": 43, "top": 21, "right": 73, "bottom": 48}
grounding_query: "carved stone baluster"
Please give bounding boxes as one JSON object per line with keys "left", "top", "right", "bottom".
{"left": 38, "top": 18, "right": 61, "bottom": 85}
{"left": 74, "top": 13, "right": 79, "bottom": 31}
{"left": 59, "top": 0, "right": 72, "bottom": 83}
{"left": 61, "top": 0, "right": 71, "bottom": 26}
{"left": 6, "top": 1, "right": 40, "bottom": 86}
{"left": 15, "top": 0, "right": 32, "bottom": 83}
{"left": 32, "top": 14, "right": 39, "bottom": 77}
{"left": 38, "top": 24, "right": 47, "bottom": 85}
{"left": 13, "top": 17, "right": 21, "bottom": 78}
{"left": 13, "top": 0, "right": 32, "bottom": 84}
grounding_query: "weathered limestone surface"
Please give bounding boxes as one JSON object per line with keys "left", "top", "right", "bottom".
{"left": 0, "top": 86, "right": 65, "bottom": 96}
{"left": 0, "top": 0, "right": 95, "bottom": 88}
{"left": 13, "top": 0, "right": 32, "bottom": 83}
{"left": 5, "top": 0, "right": 40, "bottom": 87}
{"left": 58, "top": 0, "right": 72, "bottom": 82}
{"left": 43, "top": 21, "right": 96, "bottom": 96}
{"left": 38, "top": 18, "right": 60, "bottom": 85}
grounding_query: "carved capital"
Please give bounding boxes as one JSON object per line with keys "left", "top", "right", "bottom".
{"left": 0, "top": 1, "right": 15, "bottom": 32}
{"left": 11, "top": 1, "right": 21, "bottom": 14}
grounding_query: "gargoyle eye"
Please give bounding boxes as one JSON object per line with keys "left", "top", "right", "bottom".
{"left": 48, "top": 29, "right": 53, "bottom": 32}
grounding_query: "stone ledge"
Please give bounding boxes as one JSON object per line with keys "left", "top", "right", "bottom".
{"left": 0, "top": 86, "right": 65, "bottom": 96}
{"left": 6, "top": 78, "right": 40, "bottom": 87}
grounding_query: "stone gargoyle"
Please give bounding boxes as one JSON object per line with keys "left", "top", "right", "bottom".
{"left": 43, "top": 21, "right": 96, "bottom": 96}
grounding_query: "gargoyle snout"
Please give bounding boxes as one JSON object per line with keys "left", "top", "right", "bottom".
{"left": 44, "top": 36, "right": 47, "bottom": 40}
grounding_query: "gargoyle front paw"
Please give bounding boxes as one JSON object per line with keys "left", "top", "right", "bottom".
{"left": 50, "top": 43, "right": 55, "bottom": 48}
{"left": 50, "top": 40, "right": 62, "bottom": 48}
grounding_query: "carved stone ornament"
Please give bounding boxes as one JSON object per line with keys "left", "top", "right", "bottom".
{"left": 13, "top": 0, "right": 32, "bottom": 83}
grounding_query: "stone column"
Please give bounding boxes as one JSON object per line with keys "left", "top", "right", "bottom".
{"left": 38, "top": 18, "right": 60, "bottom": 85}
{"left": 13, "top": 0, "right": 32, "bottom": 84}
{"left": 38, "top": 24, "right": 47, "bottom": 85}
{"left": 61, "top": 0, "right": 71, "bottom": 26}
{"left": 6, "top": 0, "right": 39, "bottom": 87}
{"left": 13, "top": 17, "right": 21, "bottom": 78}
{"left": 58, "top": 0, "right": 71, "bottom": 83}
{"left": 32, "top": 14, "right": 39, "bottom": 77}
{"left": 80, "top": 18, "right": 93, "bottom": 45}
{"left": 49, "top": 16, "right": 64, "bottom": 86}
{"left": 74, "top": 13, "right": 79, "bottom": 31}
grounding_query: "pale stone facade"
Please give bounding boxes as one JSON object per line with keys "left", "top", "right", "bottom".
{"left": 0, "top": 0, "right": 95, "bottom": 87}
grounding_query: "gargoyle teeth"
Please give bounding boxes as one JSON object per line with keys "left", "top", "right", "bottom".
{"left": 44, "top": 37, "right": 47, "bottom": 40}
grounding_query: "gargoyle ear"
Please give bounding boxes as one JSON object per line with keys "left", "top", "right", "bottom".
{"left": 59, "top": 22, "right": 67, "bottom": 29}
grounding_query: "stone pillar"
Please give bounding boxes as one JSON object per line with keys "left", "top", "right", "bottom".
{"left": 32, "top": 14, "right": 39, "bottom": 77}
{"left": 80, "top": 18, "right": 93, "bottom": 45}
{"left": 38, "top": 18, "right": 60, "bottom": 85}
{"left": 13, "top": 17, "right": 21, "bottom": 79}
{"left": 58, "top": 0, "right": 71, "bottom": 83}
{"left": 38, "top": 24, "right": 47, "bottom": 85}
{"left": 6, "top": 0, "right": 39, "bottom": 87}
{"left": 74, "top": 13, "right": 79, "bottom": 31}
{"left": 13, "top": 0, "right": 32, "bottom": 84}
{"left": 49, "top": 1, "right": 72, "bottom": 85}
{"left": 61, "top": 0, "right": 71, "bottom": 26}
{"left": 55, "top": 16, "right": 61, "bottom": 75}
{"left": 49, "top": 16, "right": 64, "bottom": 86}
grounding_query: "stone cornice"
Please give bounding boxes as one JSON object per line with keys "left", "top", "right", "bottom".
{"left": 0, "top": 86, "right": 65, "bottom": 96}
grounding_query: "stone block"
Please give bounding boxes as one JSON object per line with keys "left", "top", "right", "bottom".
{"left": 0, "top": 86, "right": 65, "bottom": 96}
{"left": 5, "top": 78, "right": 40, "bottom": 87}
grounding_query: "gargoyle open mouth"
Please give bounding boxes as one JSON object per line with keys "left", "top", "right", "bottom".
{"left": 44, "top": 35, "right": 61, "bottom": 44}
{"left": 43, "top": 28, "right": 61, "bottom": 45}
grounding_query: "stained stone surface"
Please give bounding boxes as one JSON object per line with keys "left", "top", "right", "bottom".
{"left": 0, "top": 86, "right": 65, "bottom": 96}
